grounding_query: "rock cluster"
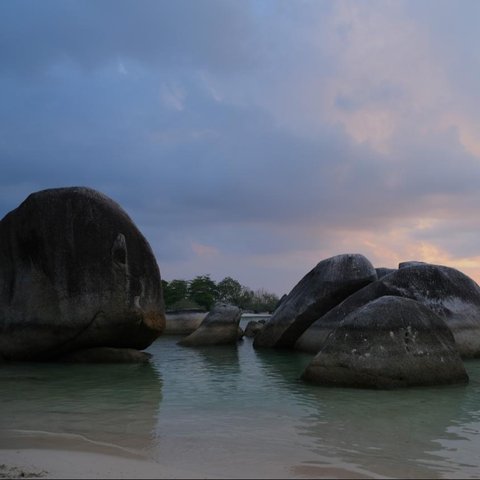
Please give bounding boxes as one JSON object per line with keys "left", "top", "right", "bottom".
{"left": 253, "top": 254, "right": 377, "bottom": 348}
{"left": 256, "top": 254, "right": 479, "bottom": 388}
{"left": 0, "top": 187, "right": 165, "bottom": 362}
{"left": 295, "top": 262, "right": 480, "bottom": 358}
{"left": 1, "top": 186, "right": 476, "bottom": 389}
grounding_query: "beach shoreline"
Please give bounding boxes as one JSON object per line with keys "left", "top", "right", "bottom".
{"left": 0, "top": 446, "right": 378, "bottom": 479}
{"left": 0, "top": 447, "right": 208, "bottom": 479}
{"left": 0, "top": 430, "right": 209, "bottom": 479}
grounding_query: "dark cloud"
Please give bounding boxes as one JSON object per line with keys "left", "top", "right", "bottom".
{"left": 0, "top": 0, "right": 256, "bottom": 76}
{"left": 2, "top": 0, "right": 480, "bottom": 294}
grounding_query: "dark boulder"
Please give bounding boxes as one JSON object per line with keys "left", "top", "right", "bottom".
{"left": 301, "top": 296, "right": 468, "bottom": 388}
{"left": 0, "top": 187, "right": 165, "bottom": 361}
{"left": 375, "top": 267, "right": 396, "bottom": 279}
{"left": 399, "top": 261, "right": 428, "bottom": 269}
{"left": 253, "top": 254, "right": 377, "bottom": 349}
{"left": 295, "top": 280, "right": 391, "bottom": 354}
{"left": 178, "top": 303, "right": 242, "bottom": 346}
{"left": 296, "top": 263, "right": 480, "bottom": 357}
{"left": 244, "top": 320, "right": 265, "bottom": 338}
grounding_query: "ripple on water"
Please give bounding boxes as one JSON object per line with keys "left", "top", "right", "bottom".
{"left": 1, "top": 336, "right": 480, "bottom": 478}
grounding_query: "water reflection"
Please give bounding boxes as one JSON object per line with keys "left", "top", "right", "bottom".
{"left": 253, "top": 345, "right": 313, "bottom": 385}
{"left": 3, "top": 336, "right": 480, "bottom": 478}
{"left": 294, "top": 384, "right": 471, "bottom": 478}
{"left": 193, "top": 344, "right": 241, "bottom": 376}
{"left": 253, "top": 341, "right": 480, "bottom": 478}
{"left": 0, "top": 362, "right": 162, "bottom": 452}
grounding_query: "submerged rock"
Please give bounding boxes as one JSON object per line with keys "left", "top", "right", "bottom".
{"left": 178, "top": 303, "right": 242, "bottom": 346}
{"left": 253, "top": 254, "right": 377, "bottom": 349}
{"left": 57, "top": 347, "right": 152, "bottom": 363}
{"left": 0, "top": 187, "right": 165, "bottom": 361}
{"left": 302, "top": 296, "right": 468, "bottom": 389}
{"left": 296, "top": 263, "right": 480, "bottom": 357}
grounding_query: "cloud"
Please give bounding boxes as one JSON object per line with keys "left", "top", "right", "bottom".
{"left": 0, "top": 0, "right": 256, "bottom": 76}
{"left": 2, "top": 0, "right": 480, "bottom": 295}
{"left": 160, "top": 83, "right": 186, "bottom": 111}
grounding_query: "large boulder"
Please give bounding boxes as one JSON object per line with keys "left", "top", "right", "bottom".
{"left": 295, "top": 280, "right": 391, "bottom": 354}
{"left": 253, "top": 254, "right": 377, "bottom": 349}
{"left": 296, "top": 263, "right": 480, "bottom": 357}
{"left": 375, "top": 267, "right": 396, "bottom": 279}
{"left": 178, "top": 303, "right": 242, "bottom": 346}
{"left": 164, "top": 309, "right": 207, "bottom": 335}
{"left": 301, "top": 296, "right": 468, "bottom": 388}
{"left": 0, "top": 187, "right": 165, "bottom": 361}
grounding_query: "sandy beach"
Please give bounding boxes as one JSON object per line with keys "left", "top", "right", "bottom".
{"left": 0, "top": 447, "right": 377, "bottom": 479}
{"left": 0, "top": 448, "right": 210, "bottom": 479}
{"left": 0, "top": 429, "right": 211, "bottom": 480}
{"left": 0, "top": 430, "right": 378, "bottom": 480}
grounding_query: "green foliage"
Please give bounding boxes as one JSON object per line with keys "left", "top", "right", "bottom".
{"left": 163, "top": 279, "right": 188, "bottom": 307}
{"left": 168, "top": 297, "right": 205, "bottom": 311}
{"left": 217, "top": 277, "right": 242, "bottom": 303}
{"left": 162, "top": 274, "right": 280, "bottom": 312}
{"left": 248, "top": 288, "right": 280, "bottom": 313}
{"left": 188, "top": 275, "right": 218, "bottom": 311}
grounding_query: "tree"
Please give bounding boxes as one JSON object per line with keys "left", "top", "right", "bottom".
{"left": 248, "top": 288, "right": 280, "bottom": 313}
{"left": 163, "top": 279, "right": 189, "bottom": 308}
{"left": 217, "top": 277, "right": 243, "bottom": 304}
{"left": 161, "top": 274, "right": 279, "bottom": 312}
{"left": 188, "top": 274, "right": 218, "bottom": 310}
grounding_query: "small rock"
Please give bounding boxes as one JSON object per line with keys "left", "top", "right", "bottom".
{"left": 178, "top": 303, "right": 242, "bottom": 346}
{"left": 244, "top": 320, "right": 264, "bottom": 338}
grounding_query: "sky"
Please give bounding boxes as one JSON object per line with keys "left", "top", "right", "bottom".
{"left": 1, "top": 0, "right": 480, "bottom": 296}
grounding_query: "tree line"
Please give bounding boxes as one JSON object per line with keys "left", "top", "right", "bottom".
{"left": 162, "top": 275, "right": 280, "bottom": 313}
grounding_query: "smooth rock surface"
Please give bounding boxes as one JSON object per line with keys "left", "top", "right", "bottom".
{"left": 254, "top": 254, "right": 377, "bottom": 349}
{"left": 399, "top": 261, "right": 428, "bottom": 269}
{"left": 375, "top": 267, "right": 396, "bottom": 279}
{"left": 178, "top": 303, "right": 242, "bottom": 346}
{"left": 164, "top": 310, "right": 207, "bottom": 335}
{"left": 302, "top": 296, "right": 468, "bottom": 388}
{"left": 0, "top": 187, "right": 165, "bottom": 361}
{"left": 296, "top": 263, "right": 480, "bottom": 357}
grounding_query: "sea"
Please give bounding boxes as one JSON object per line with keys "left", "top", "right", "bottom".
{"left": 1, "top": 315, "right": 480, "bottom": 478}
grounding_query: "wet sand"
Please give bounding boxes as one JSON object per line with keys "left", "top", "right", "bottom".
{"left": 0, "top": 430, "right": 207, "bottom": 479}
{"left": 0, "top": 448, "right": 206, "bottom": 479}
{"left": 0, "top": 447, "right": 379, "bottom": 479}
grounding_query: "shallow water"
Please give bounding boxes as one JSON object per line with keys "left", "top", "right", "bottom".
{"left": 2, "top": 323, "right": 480, "bottom": 478}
